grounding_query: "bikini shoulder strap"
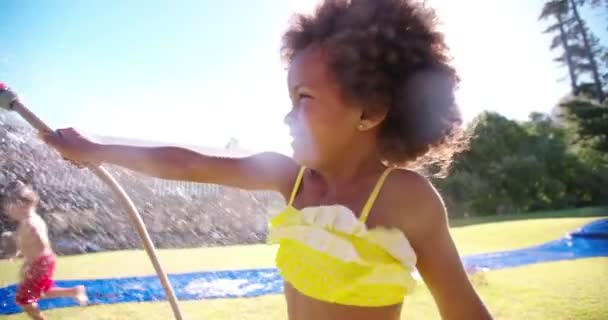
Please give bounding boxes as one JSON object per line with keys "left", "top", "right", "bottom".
{"left": 359, "top": 167, "right": 394, "bottom": 223}
{"left": 288, "top": 166, "right": 306, "bottom": 206}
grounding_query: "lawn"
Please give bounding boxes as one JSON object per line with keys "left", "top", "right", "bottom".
{"left": 0, "top": 208, "right": 606, "bottom": 319}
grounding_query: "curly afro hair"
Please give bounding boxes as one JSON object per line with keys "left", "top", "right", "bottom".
{"left": 282, "top": 0, "right": 465, "bottom": 174}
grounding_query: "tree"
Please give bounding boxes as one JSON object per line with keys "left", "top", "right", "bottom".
{"left": 540, "top": 0, "right": 607, "bottom": 100}
{"left": 582, "top": 0, "right": 608, "bottom": 94}
{"left": 559, "top": 96, "right": 608, "bottom": 152}
{"left": 569, "top": 0, "right": 605, "bottom": 100}
{"left": 540, "top": 0, "right": 580, "bottom": 93}
{"left": 436, "top": 111, "right": 607, "bottom": 217}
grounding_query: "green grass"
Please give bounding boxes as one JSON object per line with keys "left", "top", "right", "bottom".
{"left": 450, "top": 217, "right": 602, "bottom": 255}
{"left": 402, "top": 258, "right": 608, "bottom": 320}
{"left": 0, "top": 209, "right": 606, "bottom": 319}
{"left": 2, "top": 258, "right": 606, "bottom": 320}
{"left": 449, "top": 206, "right": 607, "bottom": 227}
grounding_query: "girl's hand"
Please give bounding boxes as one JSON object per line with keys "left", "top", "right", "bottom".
{"left": 41, "top": 128, "right": 101, "bottom": 165}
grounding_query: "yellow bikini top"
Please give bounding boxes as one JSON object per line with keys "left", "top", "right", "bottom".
{"left": 267, "top": 166, "right": 418, "bottom": 307}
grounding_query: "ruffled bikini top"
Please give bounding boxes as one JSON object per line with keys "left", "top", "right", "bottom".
{"left": 267, "top": 166, "right": 418, "bottom": 307}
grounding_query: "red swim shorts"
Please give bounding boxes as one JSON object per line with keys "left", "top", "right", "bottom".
{"left": 15, "top": 254, "right": 56, "bottom": 305}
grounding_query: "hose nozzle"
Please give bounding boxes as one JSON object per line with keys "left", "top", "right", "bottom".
{"left": 0, "top": 82, "right": 18, "bottom": 110}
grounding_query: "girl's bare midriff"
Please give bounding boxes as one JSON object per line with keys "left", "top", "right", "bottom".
{"left": 284, "top": 282, "right": 402, "bottom": 320}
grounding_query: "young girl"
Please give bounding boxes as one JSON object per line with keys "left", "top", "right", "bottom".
{"left": 42, "top": 0, "right": 492, "bottom": 319}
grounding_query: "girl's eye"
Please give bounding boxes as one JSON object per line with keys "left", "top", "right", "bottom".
{"left": 298, "top": 93, "right": 312, "bottom": 100}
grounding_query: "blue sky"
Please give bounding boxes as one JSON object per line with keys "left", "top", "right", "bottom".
{"left": 1, "top": 0, "right": 606, "bottom": 155}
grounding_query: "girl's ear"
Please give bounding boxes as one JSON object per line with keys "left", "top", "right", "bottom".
{"left": 357, "top": 106, "right": 388, "bottom": 131}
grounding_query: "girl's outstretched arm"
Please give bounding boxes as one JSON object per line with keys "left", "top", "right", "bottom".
{"left": 42, "top": 128, "right": 299, "bottom": 198}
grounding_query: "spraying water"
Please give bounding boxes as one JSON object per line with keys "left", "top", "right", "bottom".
{"left": 0, "top": 111, "right": 283, "bottom": 257}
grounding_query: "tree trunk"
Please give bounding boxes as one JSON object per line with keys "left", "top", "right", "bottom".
{"left": 556, "top": 11, "right": 579, "bottom": 93}
{"left": 570, "top": 0, "right": 605, "bottom": 100}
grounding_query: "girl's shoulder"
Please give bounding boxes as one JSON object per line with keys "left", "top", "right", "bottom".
{"left": 370, "top": 168, "right": 448, "bottom": 242}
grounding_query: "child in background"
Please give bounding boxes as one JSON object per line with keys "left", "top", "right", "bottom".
{"left": 2, "top": 181, "right": 88, "bottom": 320}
